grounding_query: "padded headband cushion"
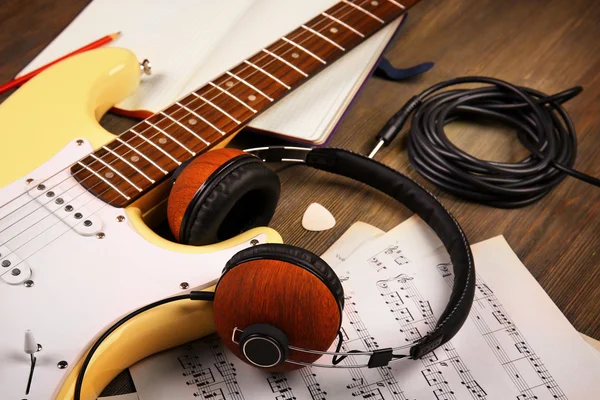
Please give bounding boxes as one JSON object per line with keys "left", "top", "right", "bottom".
{"left": 180, "top": 154, "right": 280, "bottom": 246}
{"left": 304, "top": 147, "right": 475, "bottom": 359}
{"left": 224, "top": 243, "right": 344, "bottom": 313}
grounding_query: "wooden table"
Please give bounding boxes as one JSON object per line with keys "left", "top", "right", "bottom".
{"left": 1, "top": 0, "right": 599, "bottom": 396}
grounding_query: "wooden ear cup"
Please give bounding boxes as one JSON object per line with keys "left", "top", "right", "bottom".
{"left": 167, "top": 148, "right": 280, "bottom": 245}
{"left": 213, "top": 244, "right": 344, "bottom": 371}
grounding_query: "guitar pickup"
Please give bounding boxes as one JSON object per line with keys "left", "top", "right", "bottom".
{"left": 0, "top": 244, "right": 32, "bottom": 285}
{"left": 26, "top": 179, "right": 103, "bottom": 237}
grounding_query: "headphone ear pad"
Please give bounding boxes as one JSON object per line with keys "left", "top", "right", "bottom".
{"left": 213, "top": 244, "right": 343, "bottom": 371}
{"left": 167, "top": 148, "right": 280, "bottom": 245}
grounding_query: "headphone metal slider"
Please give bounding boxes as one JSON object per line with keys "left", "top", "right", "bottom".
{"left": 367, "top": 348, "right": 394, "bottom": 368}
{"left": 244, "top": 146, "right": 311, "bottom": 163}
{"left": 231, "top": 327, "right": 244, "bottom": 345}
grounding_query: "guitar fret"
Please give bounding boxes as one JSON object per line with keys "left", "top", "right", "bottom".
{"left": 72, "top": 0, "right": 418, "bottom": 208}
{"left": 190, "top": 93, "right": 241, "bottom": 124}
{"left": 242, "top": 60, "right": 291, "bottom": 89}
{"left": 225, "top": 71, "right": 274, "bottom": 101}
{"left": 130, "top": 128, "right": 182, "bottom": 165}
{"left": 159, "top": 110, "right": 212, "bottom": 144}
{"left": 387, "top": 0, "right": 406, "bottom": 9}
{"left": 102, "top": 146, "right": 155, "bottom": 183}
{"left": 301, "top": 24, "right": 346, "bottom": 51}
{"left": 77, "top": 161, "right": 130, "bottom": 200}
{"left": 175, "top": 101, "right": 224, "bottom": 136}
{"left": 208, "top": 82, "right": 257, "bottom": 113}
{"left": 321, "top": 12, "right": 365, "bottom": 37}
{"left": 89, "top": 154, "right": 143, "bottom": 192}
{"left": 341, "top": 0, "right": 384, "bottom": 23}
{"left": 261, "top": 49, "right": 308, "bottom": 77}
{"left": 142, "top": 120, "right": 195, "bottom": 156}
{"left": 115, "top": 137, "right": 168, "bottom": 174}
{"left": 281, "top": 37, "right": 327, "bottom": 64}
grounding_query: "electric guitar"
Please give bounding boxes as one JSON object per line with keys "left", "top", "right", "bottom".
{"left": 0, "top": 1, "right": 419, "bottom": 398}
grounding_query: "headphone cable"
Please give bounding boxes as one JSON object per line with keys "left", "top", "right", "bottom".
{"left": 73, "top": 291, "right": 213, "bottom": 400}
{"left": 368, "top": 76, "right": 600, "bottom": 208}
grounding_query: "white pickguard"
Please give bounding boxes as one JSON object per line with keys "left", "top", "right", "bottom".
{"left": 0, "top": 140, "right": 265, "bottom": 399}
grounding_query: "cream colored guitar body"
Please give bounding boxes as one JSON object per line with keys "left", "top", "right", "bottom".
{"left": 0, "top": 48, "right": 282, "bottom": 399}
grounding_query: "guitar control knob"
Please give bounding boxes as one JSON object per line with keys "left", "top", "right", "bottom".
{"left": 139, "top": 59, "right": 152, "bottom": 76}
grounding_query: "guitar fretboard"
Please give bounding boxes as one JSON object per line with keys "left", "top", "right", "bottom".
{"left": 71, "top": 0, "right": 419, "bottom": 207}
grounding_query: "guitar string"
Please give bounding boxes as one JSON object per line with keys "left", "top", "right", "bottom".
{"left": 0, "top": 0, "right": 385, "bottom": 275}
{"left": 0, "top": 0, "right": 388, "bottom": 232}
{"left": 0, "top": 0, "right": 370, "bottom": 236}
{"left": 0, "top": 0, "right": 384, "bottom": 262}
{"left": 0, "top": 0, "right": 370, "bottom": 241}
{"left": 0, "top": 0, "right": 379, "bottom": 231}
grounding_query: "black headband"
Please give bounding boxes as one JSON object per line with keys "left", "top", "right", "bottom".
{"left": 245, "top": 146, "right": 475, "bottom": 359}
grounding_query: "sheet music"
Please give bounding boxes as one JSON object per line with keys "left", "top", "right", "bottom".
{"left": 130, "top": 217, "right": 600, "bottom": 399}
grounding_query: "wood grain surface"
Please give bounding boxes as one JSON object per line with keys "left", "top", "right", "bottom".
{"left": 213, "top": 259, "right": 341, "bottom": 371}
{"left": 1, "top": 0, "right": 598, "bottom": 395}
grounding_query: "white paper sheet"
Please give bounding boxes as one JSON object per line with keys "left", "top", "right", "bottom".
{"left": 129, "top": 217, "right": 600, "bottom": 399}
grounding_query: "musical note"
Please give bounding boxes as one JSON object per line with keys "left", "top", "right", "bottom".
{"left": 391, "top": 306, "right": 414, "bottom": 323}
{"left": 347, "top": 377, "right": 365, "bottom": 389}
{"left": 369, "top": 256, "right": 387, "bottom": 272}
{"left": 380, "top": 290, "right": 404, "bottom": 307}
{"left": 421, "top": 368, "right": 444, "bottom": 386}
{"left": 186, "top": 368, "right": 216, "bottom": 387}
{"left": 476, "top": 283, "right": 493, "bottom": 297}
{"left": 516, "top": 393, "right": 537, "bottom": 400}
{"left": 418, "top": 300, "right": 434, "bottom": 318}
{"left": 515, "top": 342, "right": 531, "bottom": 355}
{"left": 267, "top": 373, "right": 297, "bottom": 399}
{"left": 433, "top": 387, "right": 456, "bottom": 400}
{"left": 363, "top": 336, "right": 379, "bottom": 349}
{"left": 351, "top": 387, "right": 385, "bottom": 399}
{"left": 463, "top": 380, "right": 487, "bottom": 397}
{"left": 300, "top": 369, "right": 327, "bottom": 400}
{"left": 492, "top": 310, "right": 511, "bottom": 325}
{"left": 394, "top": 254, "right": 408, "bottom": 266}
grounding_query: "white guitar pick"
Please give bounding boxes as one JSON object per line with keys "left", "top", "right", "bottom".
{"left": 302, "top": 203, "right": 336, "bottom": 231}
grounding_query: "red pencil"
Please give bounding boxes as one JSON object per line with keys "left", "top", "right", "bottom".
{"left": 0, "top": 32, "right": 121, "bottom": 95}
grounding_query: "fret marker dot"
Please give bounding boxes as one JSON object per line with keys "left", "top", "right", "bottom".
{"left": 105, "top": 172, "right": 114, "bottom": 179}
{"left": 371, "top": 0, "right": 379, "bottom": 5}
{"left": 158, "top": 138, "right": 168, "bottom": 144}
{"left": 248, "top": 95, "right": 256, "bottom": 101}
{"left": 292, "top": 52, "right": 299, "bottom": 59}
{"left": 226, "top": 81, "right": 234, "bottom": 87}
{"left": 131, "top": 155, "right": 140, "bottom": 163}
{"left": 330, "top": 27, "right": 338, "bottom": 34}
{"left": 189, "top": 118, "right": 198, "bottom": 125}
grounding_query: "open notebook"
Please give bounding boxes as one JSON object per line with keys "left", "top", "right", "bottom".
{"left": 19, "top": 0, "right": 403, "bottom": 145}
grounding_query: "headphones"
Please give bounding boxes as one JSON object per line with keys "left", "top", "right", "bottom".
{"left": 74, "top": 146, "right": 475, "bottom": 398}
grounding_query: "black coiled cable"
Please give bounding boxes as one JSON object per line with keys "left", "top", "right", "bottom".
{"left": 370, "top": 77, "right": 599, "bottom": 208}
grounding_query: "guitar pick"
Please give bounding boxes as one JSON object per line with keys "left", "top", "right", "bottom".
{"left": 302, "top": 203, "right": 336, "bottom": 231}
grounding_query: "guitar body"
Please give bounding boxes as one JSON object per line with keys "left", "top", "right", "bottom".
{"left": 0, "top": 48, "right": 282, "bottom": 400}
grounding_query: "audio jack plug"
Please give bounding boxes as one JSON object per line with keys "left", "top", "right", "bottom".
{"left": 368, "top": 95, "right": 421, "bottom": 159}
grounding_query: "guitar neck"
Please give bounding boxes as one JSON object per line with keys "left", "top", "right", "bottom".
{"left": 72, "top": 0, "right": 420, "bottom": 207}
